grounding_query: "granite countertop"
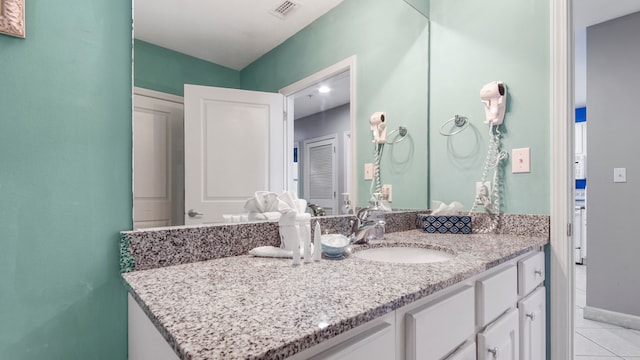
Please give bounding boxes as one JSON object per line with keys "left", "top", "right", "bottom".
{"left": 123, "top": 229, "right": 549, "bottom": 360}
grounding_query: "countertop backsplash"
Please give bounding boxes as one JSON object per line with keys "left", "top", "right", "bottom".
{"left": 120, "top": 211, "right": 549, "bottom": 273}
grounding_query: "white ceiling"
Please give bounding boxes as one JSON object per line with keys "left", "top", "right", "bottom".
{"left": 574, "top": 0, "right": 640, "bottom": 28}
{"left": 135, "top": 1, "right": 640, "bottom": 117}
{"left": 293, "top": 72, "right": 350, "bottom": 120}
{"left": 134, "top": 0, "right": 344, "bottom": 71}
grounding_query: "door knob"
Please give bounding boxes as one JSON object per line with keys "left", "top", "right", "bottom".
{"left": 526, "top": 312, "right": 536, "bottom": 321}
{"left": 188, "top": 209, "right": 204, "bottom": 217}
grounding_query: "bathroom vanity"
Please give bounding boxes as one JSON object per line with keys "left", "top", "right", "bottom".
{"left": 121, "top": 214, "right": 549, "bottom": 360}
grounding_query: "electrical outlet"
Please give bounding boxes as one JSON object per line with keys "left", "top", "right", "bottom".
{"left": 475, "top": 181, "right": 491, "bottom": 205}
{"left": 364, "top": 163, "right": 373, "bottom": 180}
{"left": 381, "top": 184, "right": 393, "bottom": 202}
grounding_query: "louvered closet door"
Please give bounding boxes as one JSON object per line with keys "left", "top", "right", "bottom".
{"left": 303, "top": 135, "right": 337, "bottom": 215}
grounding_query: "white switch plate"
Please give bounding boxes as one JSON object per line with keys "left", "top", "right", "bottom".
{"left": 614, "top": 167, "right": 627, "bottom": 183}
{"left": 364, "top": 163, "right": 373, "bottom": 180}
{"left": 382, "top": 184, "right": 393, "bottom": 202}
{"left": 512, "top": 147, "right": 531, "bottom": 173}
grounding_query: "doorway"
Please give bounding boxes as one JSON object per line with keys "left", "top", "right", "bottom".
{"left": 280, "top": 56, "right": 357, "bottom": 211}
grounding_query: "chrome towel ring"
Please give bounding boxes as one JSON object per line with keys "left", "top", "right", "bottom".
{"left": 440, "top": 115, "right": 469, "bottom": 136}
{"left": 386, "top": 126, "right": 409, "bottom": 144}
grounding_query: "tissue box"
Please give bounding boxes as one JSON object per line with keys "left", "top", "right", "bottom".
{"left": 418, "top": 214, "right": 472, "bottom": 234}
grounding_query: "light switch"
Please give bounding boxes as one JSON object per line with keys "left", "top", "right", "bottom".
{"left": 512, "top": 148, "right": 531, "bottom": 173}
{"left": 364, "top": 163, "right": 373, "bottom": 180}
{"left": 614, "top": 168, "right": 627, "bottom": 183}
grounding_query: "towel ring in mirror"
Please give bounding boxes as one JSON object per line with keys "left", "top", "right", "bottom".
{"left": 440, "top": 115, "right": 469, "bottom": 136}
{"left": 386, "top": 126, "right": 409, "bottom": 144}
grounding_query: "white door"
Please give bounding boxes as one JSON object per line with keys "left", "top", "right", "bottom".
{"left": 133, "top": 94, "right": 184, "bottom": 229}
{"left": 303, "top": 135, "right": 337, "bottom": 215}
{"left": 184, "top": 85, "right": 285, "bottom": 224}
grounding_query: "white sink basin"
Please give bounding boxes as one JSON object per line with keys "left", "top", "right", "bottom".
{"left": 353, "top": 247, "right": 454, "bottom": 264}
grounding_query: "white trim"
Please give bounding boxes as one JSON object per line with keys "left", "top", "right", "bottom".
{"left": 584, "top": 306, "right": 640, "bottom": 331}
{"left": 550, "top": 0, "right": 575, "bottom": 359}
{"left": 279, "top": 56, "right": 357, "bottom": 206}
{"left": 134, "top": 87, "right": 184, "bottom": 104}
{"left": 343, "top": 131, "right": 352, "bottom": 198}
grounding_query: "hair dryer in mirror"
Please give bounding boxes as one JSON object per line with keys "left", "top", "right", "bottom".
{"left": 370, "top": 112, "right": 387, "bottom": 144}
{"left": 480, "top": 81, "right": 507, "bottom": 126}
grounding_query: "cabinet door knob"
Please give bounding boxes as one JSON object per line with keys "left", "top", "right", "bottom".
{"left": 488, "top": 347, "right": 499, "bottom": 358}
{"left": 527, "top": 312, "right": 535, "bottom": 321}
{"left": 534, "top": 269, "right": 543, "bottom": 276}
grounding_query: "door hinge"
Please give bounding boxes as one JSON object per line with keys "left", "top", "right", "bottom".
{"left": 567, "top": 223, "right": 572, "bottom": 237}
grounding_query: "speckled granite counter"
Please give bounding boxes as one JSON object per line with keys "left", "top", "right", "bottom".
{"left": 123, "top": 228, "right": 549, "bottom": 360}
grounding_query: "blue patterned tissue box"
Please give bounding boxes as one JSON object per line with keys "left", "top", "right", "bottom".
{"left": 418, "top": 214, "right": 472, "bottom": 234}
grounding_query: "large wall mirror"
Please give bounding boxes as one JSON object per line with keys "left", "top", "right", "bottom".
{"left": 132, "top": 0, "right": 430, "bottom": 229}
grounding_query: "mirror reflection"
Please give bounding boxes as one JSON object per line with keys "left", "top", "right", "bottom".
{"left": 132, "top": 0, "right": 430, "bottom": 229}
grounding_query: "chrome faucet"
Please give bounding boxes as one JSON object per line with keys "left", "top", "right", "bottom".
{"left": 349, "top": 208, "right": 385, "bottom": 244}
{"left": 307, "top": 203, "right": 326, "bottom": 216}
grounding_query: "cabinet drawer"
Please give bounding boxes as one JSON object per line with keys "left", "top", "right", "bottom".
{"left": 518, "top": 251, "right": 545, "bottom": 297}
{"left": 446, "top": 341, "right": 476, "bottom": 360}
{"left": 309, "top": 321, "right": 395, "bottom": 360}
{"left": 405, "top": 285, "right": 475, "bottom": 360}
{"left": 476, "top": 265, "right": 517, "bottom": 327}
{"left": 477, "top": 308, "right": 519, "bottom": 360}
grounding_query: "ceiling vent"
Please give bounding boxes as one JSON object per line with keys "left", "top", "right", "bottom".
{"left": 270, "top": 1, "right": 298, "bottom": 19}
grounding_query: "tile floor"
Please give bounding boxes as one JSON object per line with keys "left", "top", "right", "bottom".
{"left": 575, "top": 264, "right": 640, "bottom": 359}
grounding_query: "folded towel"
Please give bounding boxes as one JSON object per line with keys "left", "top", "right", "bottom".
{"left": 244, "top": 191, "right": 279, "bottom": 213}
{"left": 248, "top": 212, "right": 281, "bottom": 221}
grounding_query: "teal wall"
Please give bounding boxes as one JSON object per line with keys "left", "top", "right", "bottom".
{"left": 429, "top": 0, "right": 550, "bottom": 214}
{"left": 134, "top": 39, "right": 240, "bottom": 96}
{"left": 241, "top": 0, "right": 430, "bottom": 209}
{"left": 0, "top": 0, "right": 131, "bottom": 358}
{"left": 403, "top": 0, "right": 429, "bottom": 18}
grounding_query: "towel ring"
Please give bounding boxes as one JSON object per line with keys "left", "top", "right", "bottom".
{"left": 386, "top": 126, "right": 409, "bottom": 144}
{"left": 439, "top": 115, "right": 469, "bottom": 136}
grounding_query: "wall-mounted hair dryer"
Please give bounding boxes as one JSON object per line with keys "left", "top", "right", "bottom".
{"left": 480, "top": 81, "right": 507, "bottom": 126}
{"left": 370, "top": 112, "right": 387, "bottom": 144}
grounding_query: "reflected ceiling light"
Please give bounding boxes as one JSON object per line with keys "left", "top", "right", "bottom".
{"left": 318, "top": 86, "right": 331, "bottom": 93}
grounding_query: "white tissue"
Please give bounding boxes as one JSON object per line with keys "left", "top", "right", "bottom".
{"left": 431, "top": 200, "right": 464, "bottom": 216}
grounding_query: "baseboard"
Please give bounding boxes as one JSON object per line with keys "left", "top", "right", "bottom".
{"left": 584, "top": 306, "right": 640, "bottom": 331}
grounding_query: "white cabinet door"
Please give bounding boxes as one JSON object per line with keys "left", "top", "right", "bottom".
{"left": 447, "top": 341, "right": 476, "bottom": 360}
{"left": 476, "top": 265, "right": 517, "bottom": 327}
{"left": 518, "top": 287, "right": 546, "bottom": 360}
{"left": 128, "top": 295, "right": 180, "bottom": 360}
{"left": 405, "top": 285, "right": 475, "bottom": 360}
{"left": 478, "top": 309, "right": 519, "bottom": 360}
{"left": 309, "top": 321, "right": 395, "bottom": 360}
{"left": 517, "top": 251, "right": 545, "bottom": 297}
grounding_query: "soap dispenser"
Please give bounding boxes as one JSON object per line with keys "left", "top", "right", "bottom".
{"left": 368, "top": 193, "right": 385, "bottom": 240}
{"left": 341, "top": 193, "right": 353, "bottom": 215}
